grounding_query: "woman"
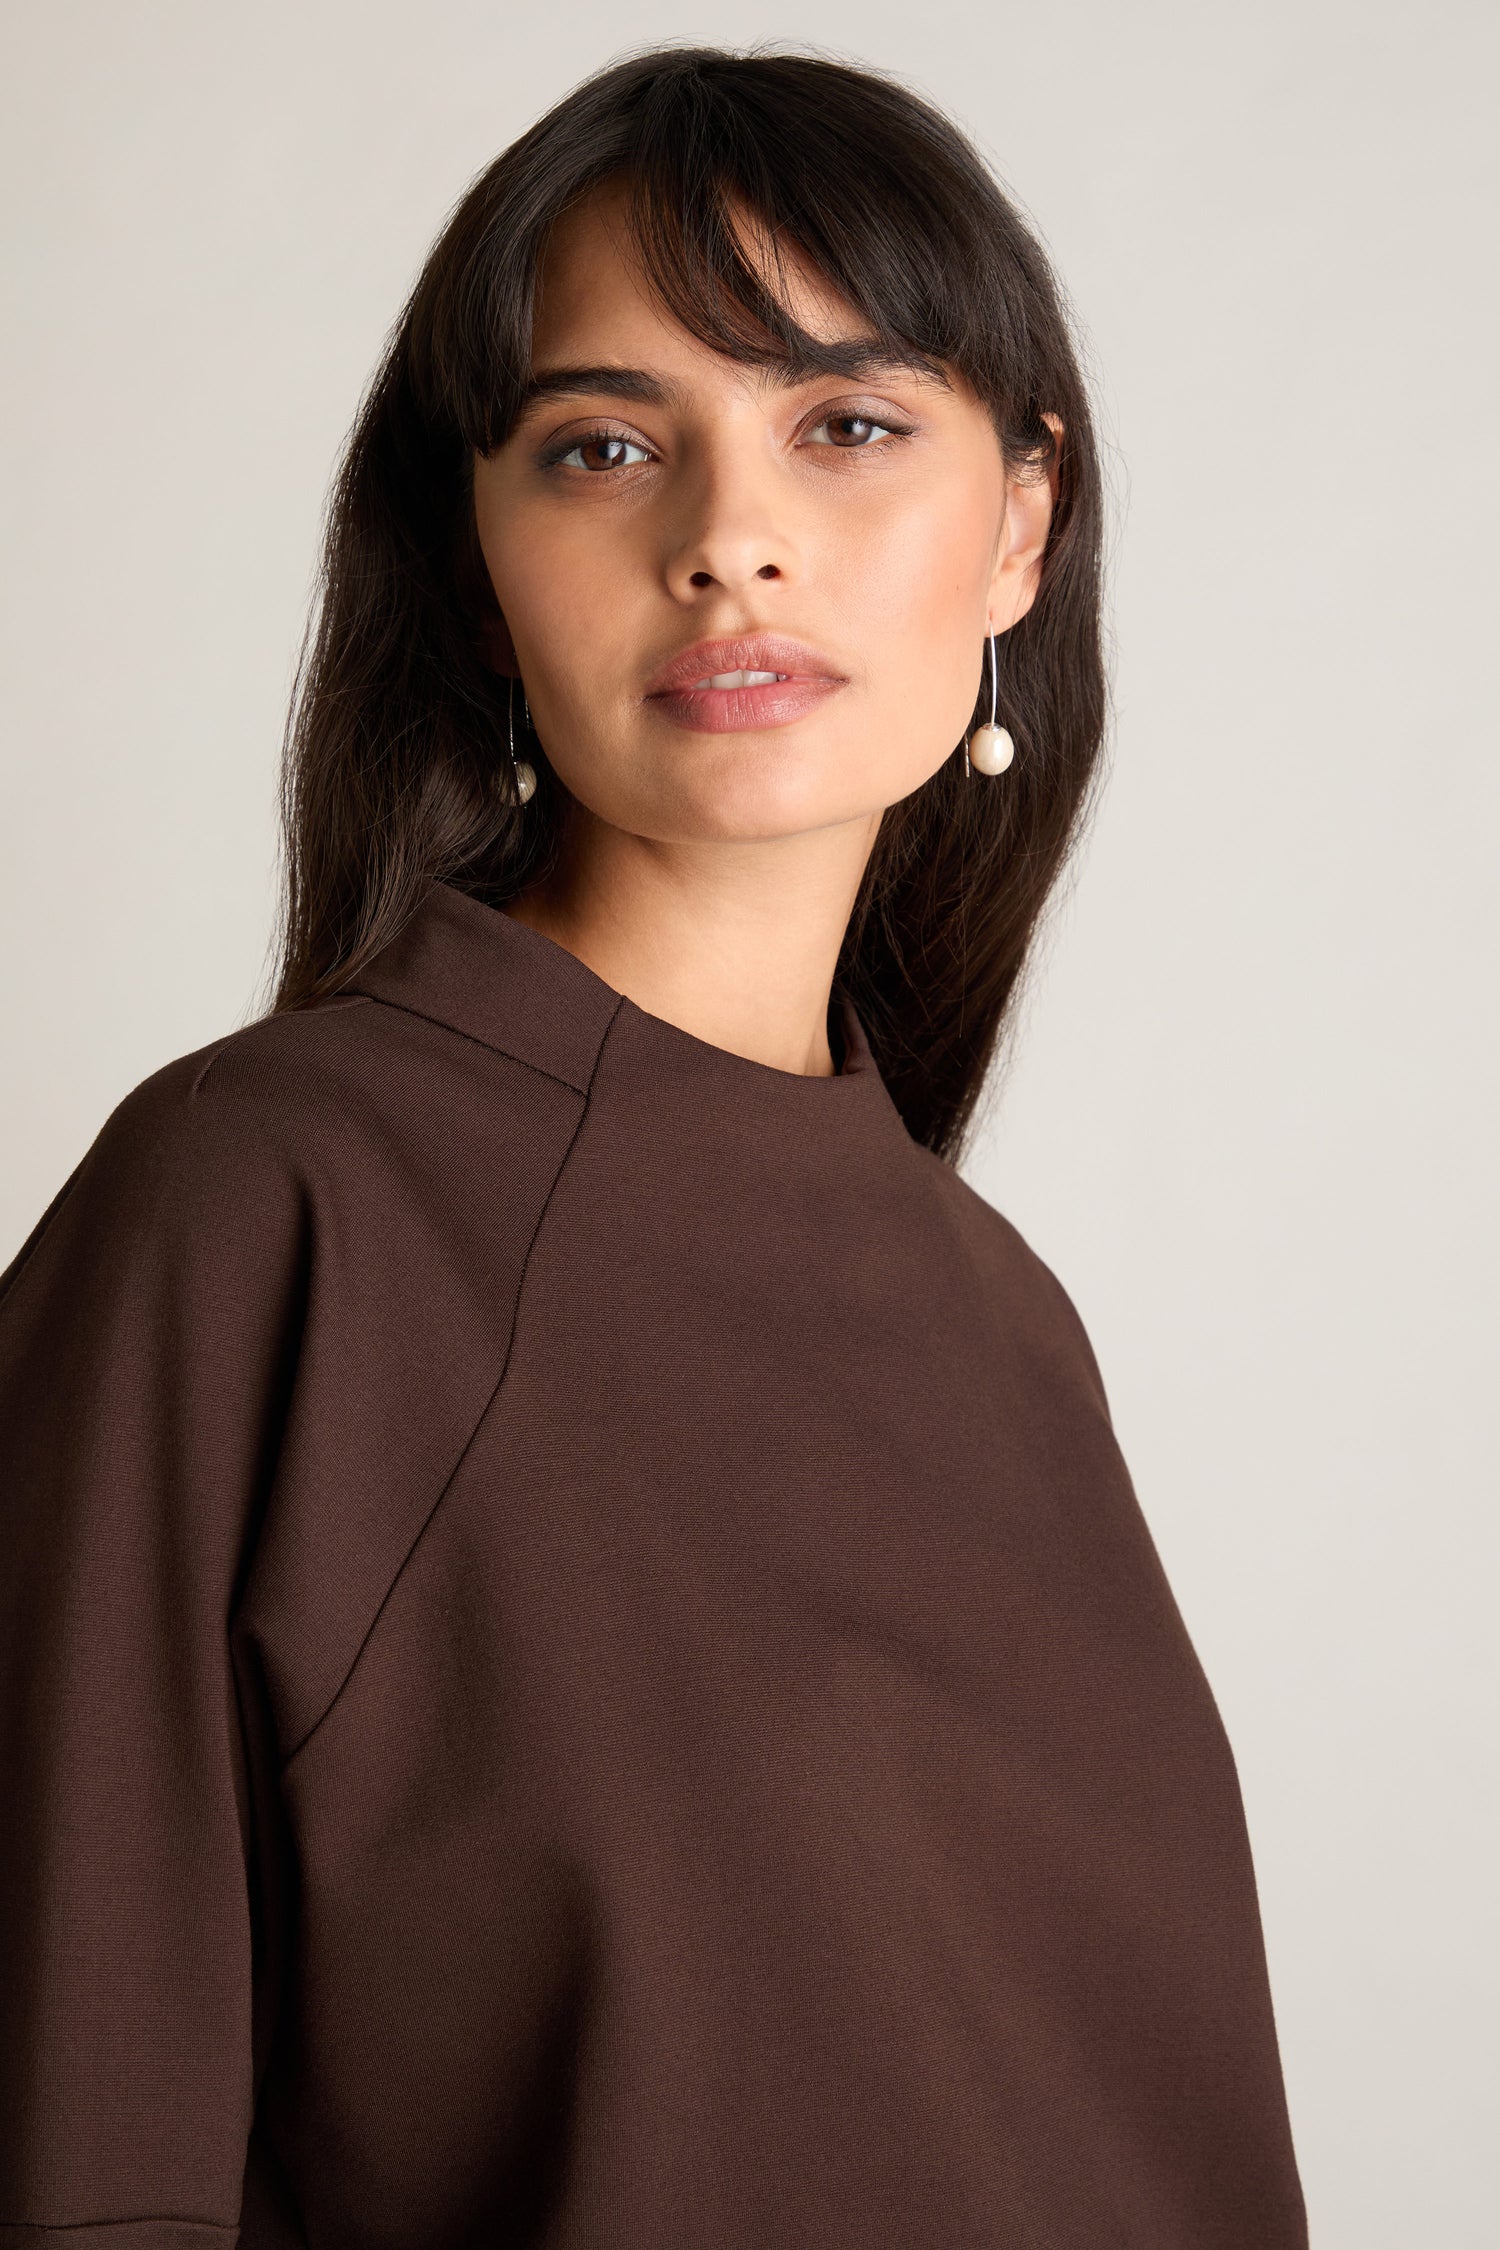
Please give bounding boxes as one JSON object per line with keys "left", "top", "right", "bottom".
{"left": 0, "top": 45, "right": 1308, "bottom": 2249}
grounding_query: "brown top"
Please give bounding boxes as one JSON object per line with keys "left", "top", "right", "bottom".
{"left": 0, "top": 879, "right": 1307, "bottom": 2248}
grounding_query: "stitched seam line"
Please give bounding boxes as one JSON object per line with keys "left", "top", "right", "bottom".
{"left": 338, "top": 990, "right": 600, "bottom": 1095}
{"left": 192, "top": 989, "right": 593, "bottom": 1098}
{"left": 276, "top": 989, "right": 627, "bottom": 1776}
{"left": 0, "top": 2222, "right": 237, "bottom": 2236}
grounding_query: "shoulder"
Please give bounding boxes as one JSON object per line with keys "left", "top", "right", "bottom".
{"left": 914, "top": 1146, "right": 1114, "bottom": 1422}
{"left": 5, "top": 998, "right": 365, "bottom": 1294}
{"left": 4, "top": 987, "right": 583, "bottom": 1309}
{"left": 84, "top": 980, "right": 579, "bottom": 1181}
{"left": 139, "top": 983, "right": 576, "bottom": 1172}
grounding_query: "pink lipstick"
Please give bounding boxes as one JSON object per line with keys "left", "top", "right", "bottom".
{"left": 643, "top": 633, "right": 847, "bottom": 734}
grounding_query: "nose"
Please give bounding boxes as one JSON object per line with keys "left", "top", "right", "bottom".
{"left": 660, "top": 444, "right": 800, "bottom": 601}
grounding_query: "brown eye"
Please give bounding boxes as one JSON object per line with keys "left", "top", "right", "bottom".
{"left": 548, "top": 431, "right": 652, "bottom": 472}
{"left": 805, "top": 411, "right": 910, "bottom": 450}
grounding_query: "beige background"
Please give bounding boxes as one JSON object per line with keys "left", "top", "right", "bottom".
{"left": 3, "top": 3, "right": 1496, "bottom": 2239}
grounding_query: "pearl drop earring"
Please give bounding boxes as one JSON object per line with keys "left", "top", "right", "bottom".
{"left": 967, "top": 631, "right": 1015, "bottom": 777}
{"left": 508, "top": 676, "right": 537, "bottom": 806}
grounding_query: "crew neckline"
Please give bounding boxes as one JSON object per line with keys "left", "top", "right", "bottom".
{"left": 346, "top": 880, "right": 891, "bottom": 1115}
{"left": 500, "top": 899, "right": 872, "bottom": 1092}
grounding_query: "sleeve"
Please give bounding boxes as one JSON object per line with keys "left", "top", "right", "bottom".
{"left": 0, "top": 1052, "right": 309, "bottom": 2244}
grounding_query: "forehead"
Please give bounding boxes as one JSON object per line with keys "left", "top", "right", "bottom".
{"left": 529, "top": 179, "right": 879, "bottom": 370}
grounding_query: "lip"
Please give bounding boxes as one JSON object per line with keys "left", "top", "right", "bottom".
{"left": 643, "top": 632, "right": 848, "bottom": 734}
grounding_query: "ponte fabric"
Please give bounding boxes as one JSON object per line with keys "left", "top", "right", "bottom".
{"left": 0, "top": 877, "right": 1308, "bottom": 2247}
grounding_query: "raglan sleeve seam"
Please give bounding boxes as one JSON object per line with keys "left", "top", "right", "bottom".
{"left": 274, "top": 991, "right": 627, "bottom": 1778}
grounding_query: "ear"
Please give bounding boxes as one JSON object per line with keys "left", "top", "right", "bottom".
{"left": 986, "top": 411, "right": 1064, "bottom": 634}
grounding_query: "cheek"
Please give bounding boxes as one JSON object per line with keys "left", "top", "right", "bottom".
{"left": 483, "top": 515, "right": 581, "bottom": 672}
{"left": 478, "top": 502, "right": 663, "bottom": 824}
{"left": 479, "top": 499, "right": 641, "bottom": 717}
{"left": 834, "top": 474, "right": 997, "bottom": 735}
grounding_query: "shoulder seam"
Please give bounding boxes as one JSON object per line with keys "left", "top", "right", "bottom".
{"left": 172, "top": 998, "right": 381, "bottom": 1104}
{"left": 182, "top": 992, "right": 603, "bottom": 1103}
{"left": 339, "top": 989, "right": 600, "bottom": 1097}
{"left": 1, "top": 1039, "right": 281, "bottom": 1307}
{"left": 276, "top": 989, "right": 628, "bottom": 1775}
{"left": 189, "top": 1032, "right": 250, "bottom": 1099}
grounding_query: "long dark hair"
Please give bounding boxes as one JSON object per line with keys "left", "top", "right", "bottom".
{"left": 268, "top": 43, "right": 1111, "bottom": 1163}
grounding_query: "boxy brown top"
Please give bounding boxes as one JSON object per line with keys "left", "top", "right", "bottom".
{"left": 0, "top": 879, "right": 1307, "bottom": 2247}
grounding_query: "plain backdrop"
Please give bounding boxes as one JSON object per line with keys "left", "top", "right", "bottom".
{"left": 3, "top": 3, "right": 1496, "bottom": 2241}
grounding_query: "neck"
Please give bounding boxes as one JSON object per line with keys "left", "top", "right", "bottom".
{"left": 502, "top": 802, "right": 880, "bottom": 1078}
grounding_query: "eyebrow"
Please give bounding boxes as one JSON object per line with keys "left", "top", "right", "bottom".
{"left": 512, "top": 343, "right": 952, "bottom": 420}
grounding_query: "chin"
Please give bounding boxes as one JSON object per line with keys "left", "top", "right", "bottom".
{"left": 656, "top": 748, "right": 881, "bottom": 840}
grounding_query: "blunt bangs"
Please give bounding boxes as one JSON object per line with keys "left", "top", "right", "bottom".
{"left": 427, "top": 49, "right": 1058, "bottom": 468}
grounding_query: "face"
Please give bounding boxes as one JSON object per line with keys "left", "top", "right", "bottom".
{"left": 472, "top": 180, "right": 1056, "bottom": 846}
